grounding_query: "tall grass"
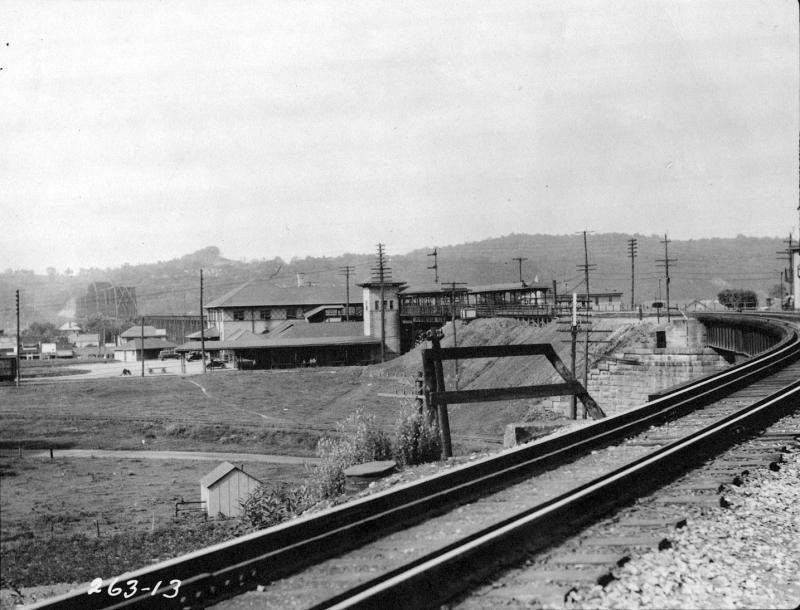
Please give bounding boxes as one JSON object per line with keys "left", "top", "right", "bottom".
{"left": 243, "top": 405, "right": 441, "bottom": 528}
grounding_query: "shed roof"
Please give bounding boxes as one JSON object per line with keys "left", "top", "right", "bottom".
{"left": 303, "top": 304, "right": 348, "bottom": 319}
{"left": 205, "top": 280, "right": 349, "bottom": 309}
{"left": 200, "top": 461, "right": 261, "bottom": 488}
{"left": 186, "top": 327, "right": 220, "bottom": 340}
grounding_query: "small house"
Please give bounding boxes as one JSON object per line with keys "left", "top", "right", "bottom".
{"left": 200, "top": 461, "right": 261, "bottom": 518}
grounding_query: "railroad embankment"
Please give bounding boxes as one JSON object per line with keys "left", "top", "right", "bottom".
{"left": 372, "top": 316, "right": 728, "bottom": 436}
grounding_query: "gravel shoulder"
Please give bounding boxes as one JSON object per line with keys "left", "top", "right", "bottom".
{"left": 566, "top": 449, "right": 800, "bottom": 610}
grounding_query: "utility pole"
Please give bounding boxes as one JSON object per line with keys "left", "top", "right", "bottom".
{"left": 552, "top": 279, "right": 558, "bottom": 315}
{"left": 627, "top": 238, "right": 638, "bottom": 311}
{"left": 576, "top": 231, "right": 597, "bottom": 392}
{"left": 200, "top": 269, "right": 206, "bottom": 373}
{"left": 427, "top": 248, "right": 439, "bottom": 283}
{"left": 570, "top": 293, "right": 578, "bottom": 419}
{"left": 339, "top": 265, "right": 354, "bottom": 321}
{"left": 140, "top": 316, "right": 145, "bottom": 377}
{"left": 656, "top": 234, "right": 677, "bottom": 322}
{"left": 777, "top": 233, "right": 794, "bottom": 309}
{"left": 372, "top": 244, "right": 388, "bottom": 362}
{"left": 512, "top": 257, "right": 528, "bottom": 284}
{"left": 657, "top": 278, "right": 662, "bottom": 323}
{"left": 15, "top": 289, "right": 20, "bottom": 387}
{"left": 443, "top": 281, "right": 467, "bottom": 390}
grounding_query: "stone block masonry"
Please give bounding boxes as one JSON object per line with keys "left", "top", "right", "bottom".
{"left": 553, "top": 347, "right": 728, "bottom": 416}
{"left": 552, "top": 319, "right": 728, "bottom": 417}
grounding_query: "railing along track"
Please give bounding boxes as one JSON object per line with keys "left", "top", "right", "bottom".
{"left": 31, "top": 313, "right": 800, "bottom": 610}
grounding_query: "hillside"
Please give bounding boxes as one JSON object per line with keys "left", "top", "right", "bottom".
{"left": 0, "top": 233, "right": 789, "bottom": 329}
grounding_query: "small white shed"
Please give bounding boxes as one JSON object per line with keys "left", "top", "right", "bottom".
{"left": 200, "top": 462, "right": 261, "bottom": 518}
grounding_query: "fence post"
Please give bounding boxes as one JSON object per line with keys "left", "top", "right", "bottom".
{"left": 414, "top": 371, "right": 424, "bottom": 413}
{"left": 422, "top": 352, "right": 436, "bottom": 422}
{"left": 429, "top": 331, "right": 453, "bottom": 459}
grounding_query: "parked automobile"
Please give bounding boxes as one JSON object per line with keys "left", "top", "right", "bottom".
{"left": 187, "top": 351, "right": 203, "bottom": 361}
{"left": 158, "top": 349, "right": 180, "bottom": 360}
{"left": 207, "top": 359, "right": 226, "bottom": 369}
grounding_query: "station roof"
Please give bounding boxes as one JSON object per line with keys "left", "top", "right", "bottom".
{"left": 176, "top": 322, "right": 377, "bottom": 351}
{"left": 400, "top": 284, "right": 469, "bottom": 296}
{"left": 205, "top": 280, "right": 348, "bottom": 309}
{"left": 186, "top": 327, "right": 220, "bottom": 340}
{"left": 467, "top": 282, "right": 550, "bottom": 293}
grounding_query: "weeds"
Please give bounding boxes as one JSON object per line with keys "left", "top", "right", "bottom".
{"left": 393, "top": 402, "right": 442, "bottom": 467}
{"left": 243, "top": 405, "right": 442, "bottom": 528}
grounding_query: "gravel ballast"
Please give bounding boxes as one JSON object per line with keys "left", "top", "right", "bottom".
{"left": 566, "top": 449, "right": 800, "bottom": 609}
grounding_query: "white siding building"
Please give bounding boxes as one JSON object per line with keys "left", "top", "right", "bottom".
{"left": 200, "top": 462, "right": 261, "bottom": 518}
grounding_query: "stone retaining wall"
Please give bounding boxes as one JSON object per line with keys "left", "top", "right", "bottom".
{"left": 553, "top": 347, "right": 728, "bottom": 417}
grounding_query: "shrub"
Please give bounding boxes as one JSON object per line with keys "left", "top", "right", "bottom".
{"left": 241, "top": 483, "right": 310, "bottom": 529}
{"left": 340, "top": 407, "right": 393, "bottom": 464}
{"left": 393, "top": 402, "right": 442, "bottom": 467}
{"left": 307, "top": 408, "right": 392, "bottom": 500}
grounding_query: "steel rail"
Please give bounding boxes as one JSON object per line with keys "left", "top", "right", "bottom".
{"left": 327, "top": 378, "right": 800, "bottom": 609}
{"left": 30, "top": 314, "right": 800, "bottom": 610}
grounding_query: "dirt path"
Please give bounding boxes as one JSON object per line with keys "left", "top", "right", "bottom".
{"left": 32, "top": 448, "right": 320, "bottom": 464}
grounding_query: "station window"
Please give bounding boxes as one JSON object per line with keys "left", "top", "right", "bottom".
{"left": 259, "top": 309, "right": 271, "bottom": 320}
{"left": 375, "top": 300, "right": 380, "bottom": 310}
{"left": 233, "top": 309, "right": 245, "bottom": 321}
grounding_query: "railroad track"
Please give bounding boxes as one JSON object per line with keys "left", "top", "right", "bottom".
{"left": 31, "top": 314, "right": 800, "bottom": 610}
{"left": 457, "top": 410, "right": 800, "bottom": 608}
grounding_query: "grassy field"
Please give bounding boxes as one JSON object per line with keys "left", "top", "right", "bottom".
{"left": 1, "top": 320, "right": 593, "bottom": 596}
{"left": 1, "top": 452, "right": 306, "bottom": 588}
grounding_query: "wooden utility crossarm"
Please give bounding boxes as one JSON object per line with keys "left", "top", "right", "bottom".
{"left": 422, "top": 336, "right": 605, "bottom": 457}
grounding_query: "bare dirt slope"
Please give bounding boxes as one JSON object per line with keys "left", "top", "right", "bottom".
{"left": 367, "top": 316, "right": 649, "bottom": 445}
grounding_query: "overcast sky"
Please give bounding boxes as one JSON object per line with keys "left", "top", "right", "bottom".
{"left": 2, "top": 0, "right": 798, "bottom": 273}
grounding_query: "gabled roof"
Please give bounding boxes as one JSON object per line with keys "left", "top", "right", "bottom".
{"left": 205, "top": 280, "right": 348, "bottom": 309}
{"left": 200, "top": 461, "right": 261, "bottom": 488}
{"left": 121, "top": 325, "right": 161, "bottom": 338}
{"left": 115, "top": 338, "right": 176, "bottom": 351}
{"left": 59, "top": 322, "right": 82, "bottom": 331}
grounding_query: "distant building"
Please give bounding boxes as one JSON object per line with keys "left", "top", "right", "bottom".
{"left": 120, "top": 325, "right": 166, "bottom": 341}
{"left": 59, "top": 321, "right": 83, "bottom": 344}
{"left": 204, "top": 281, "right": 362, "bottom": 341}
{"left": 114, "top": 338, "right": 176, "bottom": 362}
{"left": 555, "top": 290, "right": 624, "bottom": 312}
{"left": 142, "top": 314, "right": 203, "bottom": 344}
{"left": 76, "top": 282, "right": 137, "bottom": 320}
{"left": 74, "top": 333, "right": 100, "bottom": 348}
{"left": 200, "top": 462, "right": 262, "bottom": 518}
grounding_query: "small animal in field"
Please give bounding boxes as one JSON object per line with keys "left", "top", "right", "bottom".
{"left": 122, "top": 368, "right": 132, "bottom": 376}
